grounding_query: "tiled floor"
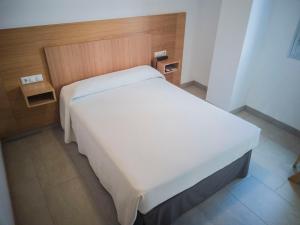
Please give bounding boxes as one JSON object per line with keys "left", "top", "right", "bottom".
{"left": 183, "top": 84, "right": 207, "bottom": 99}
{"left": 2, "top": 85, "right": 300, "bottom": 225}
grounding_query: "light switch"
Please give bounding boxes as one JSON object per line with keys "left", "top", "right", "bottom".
{"left": 20, "top": 74, "right": 44, "bottom": 85}
{"left": 154, "top": 50, "right": 167, "bottom": 58}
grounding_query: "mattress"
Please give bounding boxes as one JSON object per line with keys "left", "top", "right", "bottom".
{"left": 134, "top": 151, "right": 252, "bottom": 225}
{"left": 60, "top": 66, "right": 260, "bottom": 225}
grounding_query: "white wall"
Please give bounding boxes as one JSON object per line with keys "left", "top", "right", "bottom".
{"left": 209, "top": 0, "right": 300, "bottom": 130}
{"left": 189, "top": 0, "right": 222, "bottom": 86}
{"left": 206, "top": 0, "right": 253, "bottom": 110}
{"left": 246, "top": 0, "right": 300, "bottom": 130}
{"left": 0, "top": 0, "right": 193, "bottom": 29}
{"left": 230, "top": 0, "right": 273, "bottom": 110}
{"left": 0, "top": 142, "right": 15, "bottom": 225}
{"left": 0, "top": 0, "right": 219, "bottom": 85}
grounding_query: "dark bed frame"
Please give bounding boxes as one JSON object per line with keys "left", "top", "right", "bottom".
{"left": 134, "top": 151, "right": 252, "bottom": 225}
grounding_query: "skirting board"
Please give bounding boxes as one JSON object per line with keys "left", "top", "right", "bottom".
{"left": 180, "top": 81, "right": 207, "bottom": 91}
{"left": 230, "top": 105, "right": 247, "bottom": 114}
{"left": 2, "top": 123, "right": 59, "bottom": 143}
{"left": 180, "top": 81, "right": 299, "bottom": 138}
{"left": 245, "top": 106, "right": 300, "bottom": 138}
{"left": 232, "top": 105, "right": 300, "bottom": 138}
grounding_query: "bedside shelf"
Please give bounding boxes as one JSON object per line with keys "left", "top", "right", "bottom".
{"left": 156, "top": 58, "right": 180, "bottom": 86}
{"left": 20, "top": 81, "right": 56, "bottom": 108}
{"left": 157, "top": 59, "right": 180, "bottom": 75}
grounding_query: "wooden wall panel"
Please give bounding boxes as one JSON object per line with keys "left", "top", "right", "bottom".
{"left": 45, "top": 39, "right": 114, "bottom": 92}
{"left": 0, "top": 13, "right": 186, "bottom": 138}
{"left": 45, "top": 34, "right": 152, "bottom": 93}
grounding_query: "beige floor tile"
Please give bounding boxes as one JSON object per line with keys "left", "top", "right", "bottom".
{"left": 238, "top": 111, "right": 284, "bottom": 140}
{"left": 236, "top": 112, "right": 273, "bottom": 147}
{"left": 64, "top": 142, "right": 119, "bottom": 224}
{"left": 252, "top": 142, "right": 296, "bottom": 179}
{"left": 183, "top": 85, "right": 206, "bottom": 99}
{"left": 195, "top": 188, "right": 265, "bottom": 225}
{"left": 32, "top": 132, "right": 65, "bottom": 161}
{"left": 246, "top": 122, "right": 299, "bottom": 190}
{"left": 249, "top": 160, "right": 286, "bottom": 190}
{"left": 277, "top": 182, "right": 300, "bottom": 208}
{"left": 11, "top": 179, "right": 54, "bottom": 225}
{"left": 14, "top": 200, "right": 54, "bottom": 225}
{"left": 236, "top": 113, "right": 265, "bottom": 147}
{"left": 237, "top": 111, "right": 270, "bottom": 130}
{"left": 3, "top": 142, "right": 37, "bottom": 187}
{"left": 235, "top": 110, "right": 248, "bottom": 118}
{"left": 21, "top": 128, "right": 78, "bottom": 189}
{"left": 260, "top": 122, "right": 283, "bottom": 140}
{"left": 30, "top": 142, "right": 78, "bottom": 190}
{"left": 3, "top": 137, "right": 55, "bottom": 225}
{"left": 44, "top": 178, "right": 111, "bottom": 225}
{"left": 228, "top": 176, "right": 300, "bottom": 225}
{"left": 3, "top": 137, "right": 35, "bottom": 164}
{"left": 271, "top": 129, "right": 300, "bottom": 151}
{"left": 259, "top": 133, "right": 269, "bottom": 146}
{"left": 292, "top": 142, "right": 300, "bottom": 155}
{"left": 255, "top": 140, "right": 297, "bottom": 165}
{"left": 173, "top": 208, "right": 214, "bottom": 225}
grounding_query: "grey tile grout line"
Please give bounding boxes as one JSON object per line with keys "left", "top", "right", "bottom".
{"left": 227, "top": 176, "right": 269, "bottom": 225}
{"left": 252, "top": 131, "right": 299, "bottom": 193}
{"left": 27, "top": 151, "right": 57, "bottom": 225}
{"left": 3, "top": 123, "right": 59, "bottom": 143}
{"left": 251, "top": 175, "right": 300, "bottom": 210}
{"left": 273, "top": 179, "right": 300, "bottom": 210}
{"left": 259, "top": 127, "right": 300, "bottom": 151}
{"left": 274, "top": 178, "right": 288, "bottom": 192}
{"left": 249, "top": 145, "right": 295, "bottom": 193}
{"left": 250, "top": 175, "right": 297, "bottom": 214}
{"left": 258, "top": 171, "right": 286, "bottom": 193}
{"left": 27, "top": 137, "right": 80, "bottom": 225}
{"left": 246, "top": 130, "right": 299, "bottom": 209}
{"left": 245, "top": 106, "right": 300, "bottom": 138}
{"left": 239, "top": 111, "right": 300, "bottom": 169}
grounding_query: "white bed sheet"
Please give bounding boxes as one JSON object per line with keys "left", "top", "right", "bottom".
{"left": 61, "top": 77, "right": 260, "bottom": 225}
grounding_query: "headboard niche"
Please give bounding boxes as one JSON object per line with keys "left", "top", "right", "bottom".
{"left": 45, "top": 34, "right": 151, "bottom": 93}
{"left": 0, "top": 13, "right": 185, "bottom": 138}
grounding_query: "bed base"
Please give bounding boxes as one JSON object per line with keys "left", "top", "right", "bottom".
{"left": 134, "top": 150, "right": 252, "bottom": 225}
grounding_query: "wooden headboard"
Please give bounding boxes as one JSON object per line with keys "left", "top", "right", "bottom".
{"left": 45, "top": 34, "right": 151, "bottom": 93}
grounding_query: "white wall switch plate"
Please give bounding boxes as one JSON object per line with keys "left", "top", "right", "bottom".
{"left": 20, "top": 74, "right": 44, "bottom": 85}
{"left": 154, "top": 50, "right": 167, "bottom": 58}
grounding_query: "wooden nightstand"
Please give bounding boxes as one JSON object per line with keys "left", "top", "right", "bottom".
{"left": 20, "top": 81, "right": 57, "bottom": 108}
{"left": 157, "top": 59, "right": 180, "bottom": 86}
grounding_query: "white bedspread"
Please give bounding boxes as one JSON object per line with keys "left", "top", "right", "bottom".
{"left": 60, "top": 70, "right": 260, "bottom": 225}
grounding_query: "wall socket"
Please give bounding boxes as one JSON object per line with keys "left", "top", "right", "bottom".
{"left": 154, "top": 50, "right": 167, "bottom": 58}
{"left": 20, "top": 74, "right": 44, "bottom": 85}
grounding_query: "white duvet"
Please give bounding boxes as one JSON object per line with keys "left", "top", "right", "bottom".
{"left": 60, "top": 66, "right": 260, "bottom": 225}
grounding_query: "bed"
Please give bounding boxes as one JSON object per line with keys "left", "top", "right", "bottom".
{"left": 44, "top": 34, "right": 260, "bottom": 225}
{"left": 59, "top": 65, "right": 260, "bottom": 225}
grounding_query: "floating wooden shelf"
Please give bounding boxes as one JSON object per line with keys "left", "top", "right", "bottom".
{"left": 157, "top": 59, "right": 180, "bottom": 75}
{"left": 156, "top": 58, "right": 180, "bottom": 85}
{"left": 20, "top": 81, "right": 56, "bottom": 108}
